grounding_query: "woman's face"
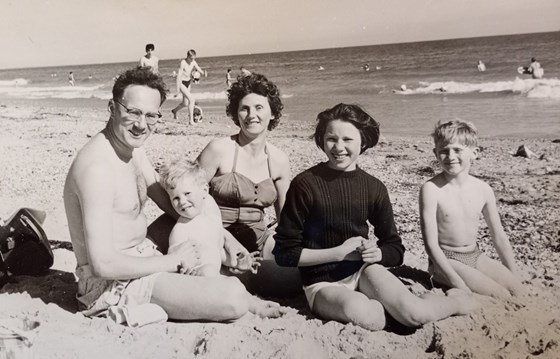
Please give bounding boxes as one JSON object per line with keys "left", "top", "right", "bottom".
{"left": 237, "top": 93, "right": 273, "bottom": 135}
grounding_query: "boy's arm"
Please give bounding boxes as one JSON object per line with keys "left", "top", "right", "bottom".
{"left": 420, "top": 182, "right": 471, "bottom": 291}
{"left": 482, "top": 183, "right": 518, "bottom": 272}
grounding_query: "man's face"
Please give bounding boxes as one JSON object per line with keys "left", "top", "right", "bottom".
{"left": 110, "top": 85, "right": 161, "bottom": 149}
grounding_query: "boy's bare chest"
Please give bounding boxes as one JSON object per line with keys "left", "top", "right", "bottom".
{"left": 437, "top": 188, "right": 484, "bottom": 222}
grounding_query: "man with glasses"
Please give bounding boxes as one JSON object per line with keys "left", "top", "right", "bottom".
{"left": 63, "top": 67, "right": 284, "bottom": 326}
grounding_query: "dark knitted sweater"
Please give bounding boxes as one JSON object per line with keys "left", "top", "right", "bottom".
{"left": 273, "top": 162, "right": 404, "bottom": 286}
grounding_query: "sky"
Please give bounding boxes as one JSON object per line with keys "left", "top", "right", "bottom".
{"left": 1, "top": 0, "right": 559, "bottom": 69}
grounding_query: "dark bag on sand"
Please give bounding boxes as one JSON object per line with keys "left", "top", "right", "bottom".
{"left": 0, "top": 208, "right": 53, "bottom": 286}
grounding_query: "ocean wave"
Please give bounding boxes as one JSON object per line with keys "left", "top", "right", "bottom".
{"left": 393, "top": 78, "right": 560, "bottom": 98}
{"left": 0, "top": 78, "right": 30, "bottom": 87}
{"left": 0, "top": 84, "right": 111, "bottom": 100}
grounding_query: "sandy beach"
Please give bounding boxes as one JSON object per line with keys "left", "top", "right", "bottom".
{"left": 1, "top": 102, "right": 559, "bottom": 358}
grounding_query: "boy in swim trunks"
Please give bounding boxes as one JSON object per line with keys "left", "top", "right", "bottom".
{"left": 160, "top": 158, "right": 260, "bottom": 276}
{"left": 420, "top": 119, "right": 524, "bottom": 298}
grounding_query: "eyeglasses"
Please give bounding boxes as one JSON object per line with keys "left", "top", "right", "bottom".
{"left": 114, "top": 100, "right": 162, "bottom": 125}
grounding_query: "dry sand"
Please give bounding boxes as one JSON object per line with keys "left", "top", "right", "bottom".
{"left": 1, "top": 103, "right": 559, "bottom": 358}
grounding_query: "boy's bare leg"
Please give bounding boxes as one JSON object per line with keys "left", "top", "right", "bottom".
{"left": 151, "top": 273, "right": 248, "bottom": 321}
{"left": 313, "top": 286, "right": 386, "bottom": 331}
{"left": 359, "top": 264, "right": 479, "bottom": 327}
{"left": 439, "top": 259, "right": 512, "bottom": 298}
{"left": 475, "top": 254, "right": 525, "bottom": 296}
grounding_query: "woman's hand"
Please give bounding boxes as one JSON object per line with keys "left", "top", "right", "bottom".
{"left": 231, "top": 251, "right": 263, "bottom": 274}
{"left": 222, "top": 230, "right": 253, "bottom": 274}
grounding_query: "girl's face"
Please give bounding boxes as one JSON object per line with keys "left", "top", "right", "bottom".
{"left": 323, "top": 119, "right": 362, "bottom": 172}
{"left": 237, "top": 93, "right": 273, "bottom": 136}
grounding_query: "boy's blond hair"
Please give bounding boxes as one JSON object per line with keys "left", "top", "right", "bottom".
{"left": 159, "top": 158, "right": 207, "bottom": 191}
{"left": 431, "top": 119, "right": 478, "bottom": 148}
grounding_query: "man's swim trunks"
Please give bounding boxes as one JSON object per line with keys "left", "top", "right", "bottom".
{"left": 75, "top": 239, "right": 162, "bottom": 317}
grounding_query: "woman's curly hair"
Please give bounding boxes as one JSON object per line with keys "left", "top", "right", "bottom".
{"left": 225, "top": 73, "right": 284, "bottom": 131}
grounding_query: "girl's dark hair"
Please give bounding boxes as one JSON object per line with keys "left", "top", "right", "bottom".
{"left": 226, "top": 73, "right": 283, "bottom": 131}
{"left": 313, "top": 103, "right": 380, "bottom": 154}
{"left": 112, "top": 66, "right": 167, "bottom": 104}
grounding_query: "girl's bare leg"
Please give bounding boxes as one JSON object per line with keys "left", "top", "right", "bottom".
{"left": 312, "top": 286, "right": 386, "bottom": 331}
{"left": 359, "top": 264, "right": 479, "bottom": 327}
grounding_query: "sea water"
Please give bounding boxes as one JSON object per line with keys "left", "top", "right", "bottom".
{"left": 1, "top": 31, "right": 559, "bottom": 138}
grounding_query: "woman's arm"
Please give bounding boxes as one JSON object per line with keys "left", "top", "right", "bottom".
{"left": 269, "top": 144, "right": 292, "bottom": 218}
{"left": 197, "top": 138, "right": 223, "bottom": 182}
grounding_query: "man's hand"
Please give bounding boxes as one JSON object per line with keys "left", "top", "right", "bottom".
{"left": 168, "top": 241, "right": 201, "bottom": 273}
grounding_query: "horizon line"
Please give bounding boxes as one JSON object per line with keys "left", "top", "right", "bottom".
{"left": 2, "top": 29, "right": 558, "bottom": 72}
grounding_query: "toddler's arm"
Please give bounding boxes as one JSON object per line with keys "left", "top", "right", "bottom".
{"left": 481, "top": 184, "right": 518, "bottom": 273}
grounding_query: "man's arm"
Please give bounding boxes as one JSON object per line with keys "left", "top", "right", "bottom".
{"left": 77, "top": 162, "right": 179, "bottom": 279}
{"left": 139, "top": 149, "right": 179, "bottom": 220}
{"left": 481, "top": 183, "right": 517, "bottom": 272}
{"left": 420, "top": 182, "right": 471, "bottom": 291}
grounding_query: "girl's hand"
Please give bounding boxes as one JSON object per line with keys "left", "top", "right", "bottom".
{"left": 339, "top": 236, "right": 365, "bottom": 261}
{"left": 358, "top": 240, "right": 382, "bottom": 264}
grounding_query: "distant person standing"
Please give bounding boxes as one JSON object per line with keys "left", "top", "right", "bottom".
{"left": 172, "top": 49, "right": 206, "bottom": 125}
{"left": 226, "top": 68, "right": 233, "bottom": 88}
{"left": 140, "top": 43, "right": 159, "bottom": 74}
{"left": 240, "top": 67, "right": 252, "bottom": 78}
{"left": 528, "top": 57, "right": 543, "bottom": 79}
{"left": 68, "top": 72, "right": 75, "bottom": 86}
{"left": 477, "top": 60, "right": 486, "bottom": 72}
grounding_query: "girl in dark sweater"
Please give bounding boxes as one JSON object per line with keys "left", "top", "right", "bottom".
{"left": 273, "top": 103, "right": 478, "bottom": 331}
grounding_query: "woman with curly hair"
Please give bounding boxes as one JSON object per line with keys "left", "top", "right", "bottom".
{"left": 197, "top": 73, "right": 301, "bottom": 296}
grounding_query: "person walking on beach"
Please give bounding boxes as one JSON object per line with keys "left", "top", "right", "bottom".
{"left": 68, "top": 72, "right": 75, "bottom": 86}
{"left": 172, "top": 49, "right": 206, "bottom": 125}
{"left": 226, "top": 68, "right": 233, "bottom": 88}
{"left": 140, "top": 43, "right": 159, "bottom": 74}
{"left": 420, "top": 119, "right": 524, "bottom": 298}
{"left": 63, "top": 67, "right": 286, "bottom": 325}
{"left": 273, "top": 103, "right": 479, "bottom": 331}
